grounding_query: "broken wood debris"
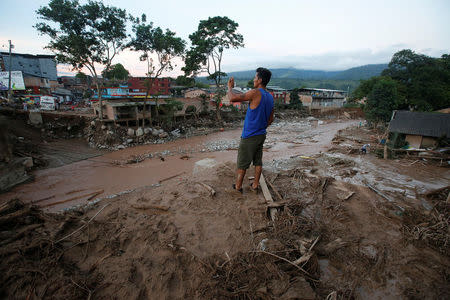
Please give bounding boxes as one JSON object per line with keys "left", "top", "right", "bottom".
{"left": 266, "top": 177, "right": 284, "bottom": 202}
{"left": 41, "top": 190, "right": 104, "bottom": 208}
{"left": 366, "top": 183, "right": 405, "bottom": 212}
{"left": 252, "top": 250, "right": 314, "bottom": 277}
{"left": 131, "top": 204, "right": 169, "bottom": 211}
{"left": 55, "top": 203, "right": 111, "bottom": 244}
{"left": 259, "top": 173, "right": 277, "bottom": 221}
{"left": 292, "top": 235, "right": 320, "bottom": 266}
{"left": 196, "top": 182, "right": 216, "bottom": 196}
{"left": 158, "top": 172, "right": 185, "bottom": 184}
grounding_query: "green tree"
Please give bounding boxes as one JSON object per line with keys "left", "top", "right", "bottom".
{"left": 195, "top": 82, "right": 210, "bottom": 88}
{"left": 102, "top": 63, "right": 129, "bottom": 81}
{"left": 175, "top": 75, "right": 195, "bottom": 87}
{"left": 382, "top": 49, "right": 450, "bottom": 111}
{"left": 183, "top": 16, "right": 244, "bottom": 121}
{"left": 246, "top": 79, "right": 254, "bottom": 88}
{"left": 364, "top": 78, "right": 400, "bottom": 124}
{"left": 129, "top": 14, "right": 185, "bottom": 124}
{"left": 351, "top": 76, "right": 384, "bottom": 101}
{"left": 35, "top": 0, "right": 128, "bottom": 119}
{"left": 159, "top": 99, "right": 183, "bottom": 127}
{"left": 75, "top": 71, "right": 87, "bottom": 81}
{"left": 289, "top": 88, "right": 303, "bottom": 109}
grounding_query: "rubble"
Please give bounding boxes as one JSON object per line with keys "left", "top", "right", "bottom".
{"left": 1, "top": 110, "right": 449, "bottom": 299}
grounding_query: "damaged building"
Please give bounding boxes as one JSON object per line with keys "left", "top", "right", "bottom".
{"left": 388, "top": 110, "right": 450, "bottom": 149}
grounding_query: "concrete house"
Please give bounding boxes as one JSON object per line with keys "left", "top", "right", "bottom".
{"left": 267, "top": 86, "right": 290, "bottom": 104}
{"left": 0, "top": 52, "right": 59, "bottom": 94}
{"left": 298, "top": 88, "right": 346, "bottom": 108}
{"left": 184, "top": 88, "right": 208, "bottom": 98}
{"left": 388, "top": 110, "right": 450, "bottom": 149}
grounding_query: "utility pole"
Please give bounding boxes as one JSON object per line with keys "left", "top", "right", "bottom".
{"left": 8, "top": 40, "right": 13, "bottom": 102}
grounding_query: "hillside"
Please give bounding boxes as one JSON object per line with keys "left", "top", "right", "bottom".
{"left": 226, "top": 64, "right": 388, "bottom": 80}
{"left": 331, "top": 64, "right": 389, "bottom": 80}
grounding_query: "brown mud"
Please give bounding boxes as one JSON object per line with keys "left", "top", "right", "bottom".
{"left": 3, "top": 119, "right": 356, "bottom": 211}
{"left": 1, "top": 119, "right": 449, "bottom": 299}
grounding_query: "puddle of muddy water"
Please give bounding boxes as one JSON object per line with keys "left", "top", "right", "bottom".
{"left": 1, "top": 120, "right": 358, "bottom": 211}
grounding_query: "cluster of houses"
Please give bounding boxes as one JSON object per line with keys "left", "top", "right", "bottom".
{"left": 1, "top": 52, "right": 448, "bottom": 150}
{"left": 0, "top": 51, "right": 349, "bottom": 114}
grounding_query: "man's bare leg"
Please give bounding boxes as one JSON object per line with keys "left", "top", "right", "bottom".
{"left": 253, "top": 165, "right": 262, "bottom": 189}
{"left": 235, "top": 168, "right": 246, "bottom": 190}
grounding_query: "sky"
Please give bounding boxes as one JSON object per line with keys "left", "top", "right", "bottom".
{"left": 1, "top": 0, "right": 449, "bottom": 77}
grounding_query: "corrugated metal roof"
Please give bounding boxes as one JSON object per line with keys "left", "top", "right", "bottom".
{"left": 388, "top": 110, "right": 450, "bottom": 138}
{"left": 106, "top": 101, "right": 156, "bottom": 107}
{"left": 299, "top": 88, "right": 346, "bottom": 93}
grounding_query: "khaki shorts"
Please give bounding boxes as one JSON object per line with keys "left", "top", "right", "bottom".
{"left": 237, "top": 134, "right": 266, "bottom": 170}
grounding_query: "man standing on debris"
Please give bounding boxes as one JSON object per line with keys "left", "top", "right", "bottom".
{"left": 227, "top": 67, "right": 274, "bottom": 193}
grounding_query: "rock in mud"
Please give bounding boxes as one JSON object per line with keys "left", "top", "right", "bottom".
{"left": 152, "top": 129, "right": 159, "bottom": 136}
{"left": 144, "top": 128, "right": 151, "bottom": 135}
{"left": 0, "top": 158, "right": 31, "bottom": 192}
{"left": 126, "top": 138, "right": 133, "bottom": 144}
{"left": 136, "top": 128, "right": 144, "bottom": 137}
{"left": 127, "top": 128, "right": 135, "bottom": 136}
{"left": 193, "top": 158, "right": 218, "bottom": 174}
{"left": 159, "top": 132, "right": 168, "bottom": 138}
{"left": 29, "top": 112, "right": 43, "bottom": 125}
{"left": 22, "top": 157, "right": 33, "bottom": 168}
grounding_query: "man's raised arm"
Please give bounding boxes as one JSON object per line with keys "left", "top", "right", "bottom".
{"left": 227, "top": 77, "right": 257, "bottom": 103}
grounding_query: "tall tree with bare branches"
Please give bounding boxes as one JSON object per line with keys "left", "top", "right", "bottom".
{"left": 129, "top": 14, "right": 185, "bottom": 124}
{"left": 183, "top": 16, "right": 244, "bottom": 121}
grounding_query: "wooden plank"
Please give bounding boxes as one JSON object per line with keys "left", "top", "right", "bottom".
{"left": 259, "top": 173, "right": 273, "bottom": 203}
{"left": 259, "top": 173, "right": 277, "bottom": 221}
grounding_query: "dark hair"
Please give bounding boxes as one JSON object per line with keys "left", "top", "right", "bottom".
{"left": 256, "top": 67, "right": 271, "bottom": 86}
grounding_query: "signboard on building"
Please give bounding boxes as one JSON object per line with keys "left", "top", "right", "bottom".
{"left": 40, "top": 96, "right": 56, "bottom": 110}
{"left": 0, "top": 71, "right": 25, "bottom": 91}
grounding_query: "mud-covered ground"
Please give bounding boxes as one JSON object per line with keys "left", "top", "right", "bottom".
{"left": 1, "top": 117, "right": 449, "bottom": 299}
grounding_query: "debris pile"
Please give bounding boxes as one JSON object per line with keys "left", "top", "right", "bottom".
{"left": 0, "top": 199, "right": 93, "bottom": 299}
{"left": 402, "top": 186, "right": 450, "bottom": 255}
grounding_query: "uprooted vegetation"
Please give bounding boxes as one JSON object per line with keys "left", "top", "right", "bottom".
{"left": 1, "top": 155, "right": 449, "bottom": 299}
{"left": 402, "top": 186, "right": 450, "bottom": 256}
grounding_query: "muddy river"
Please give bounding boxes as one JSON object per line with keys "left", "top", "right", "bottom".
{"left": 3, "top": 120, "right": 358, "bottom": 211}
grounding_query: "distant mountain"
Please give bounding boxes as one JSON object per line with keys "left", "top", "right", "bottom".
{"left": 331, "top": 64, "right": 389, "bottom": 80}
{"left": 226, "top": 64, "right": 388, "bottom": 81}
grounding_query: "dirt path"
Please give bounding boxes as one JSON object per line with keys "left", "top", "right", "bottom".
{"left": 1, "top": 119, "right": 357, "bottom": 211}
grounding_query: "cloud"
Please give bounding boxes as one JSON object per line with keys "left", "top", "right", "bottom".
{"left": 223, "top": 45, "right": 450, "bottom": 72}
{"left": 54, "top": 44, "right": 450, "bottom": 77}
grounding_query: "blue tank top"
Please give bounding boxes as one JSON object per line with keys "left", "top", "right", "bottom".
{"left": 242, "top": 88, "right": 274, "bottom": 138}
